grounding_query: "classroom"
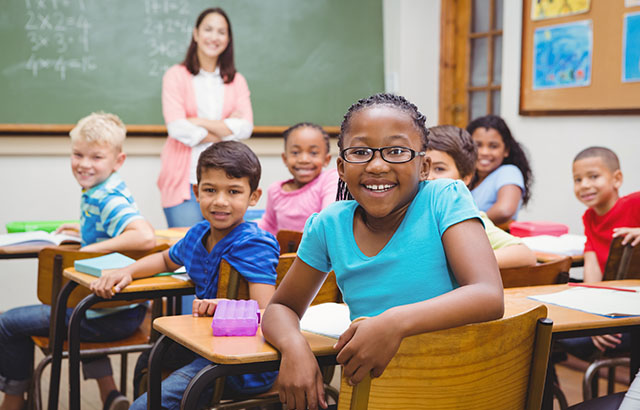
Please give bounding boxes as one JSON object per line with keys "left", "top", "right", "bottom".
{"left": 1, "top": 0, "right": 640, "bottom": 409}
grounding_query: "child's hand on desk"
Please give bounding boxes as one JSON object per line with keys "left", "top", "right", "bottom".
{"left": 334, "top": 315, "right": 402, "bottom": 386}
{"left": 192, "top": 298, "right": 222, "bottom": 317}
{"left": 592, "top": 334, "right": 623, "bottom": 352}
{"left": 613, "top": 227, "right": 640, "bottom": 246}
{"left": 277, "top": 338, "right": 327, "bottom": 410}
{"left": 90, "top": 270, "right": 133, "bottom": 299}
{"left": 54, "top": 223, "right": 81, "bottom": 236}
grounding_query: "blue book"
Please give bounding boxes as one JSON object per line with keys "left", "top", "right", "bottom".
{"left": 74, "top": 253, "right": 135, "bottom": 277}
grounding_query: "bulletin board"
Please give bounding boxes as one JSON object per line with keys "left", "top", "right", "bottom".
{"left": 520, "top": 0, "right": 640, "bottom": 115}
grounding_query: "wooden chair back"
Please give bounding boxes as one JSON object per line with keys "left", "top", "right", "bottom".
{"left": 218, "top": 253, "right": 341, "bottom": 305}
{"left": 36, "top": 244, "right": 170, "bottom": 309}
{"left": 603, "top": 236, "right": 640, "bottom": 281}
{"left": 338, "top": 304, "right": 552, "bottom": 410}
{"left": 500, "top": 256, "right": 572, "bottom": 288}
{"left": 275, "top": 230, "right": 303, "bottom": 254}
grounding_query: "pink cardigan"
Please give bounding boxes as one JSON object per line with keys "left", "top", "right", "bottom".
{"left": 157, "top": 64, "right": 253, "bottom": 208}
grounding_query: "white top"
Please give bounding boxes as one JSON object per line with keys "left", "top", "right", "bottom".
{"left": 165, "top": 67, "right": 253, "bottom": 184}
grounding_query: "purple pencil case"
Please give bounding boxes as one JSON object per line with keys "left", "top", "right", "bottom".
{"left": 211, "top": 299, "right": 260, "bottom": 336}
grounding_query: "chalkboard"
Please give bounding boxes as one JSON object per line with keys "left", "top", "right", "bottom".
{"left": 0, "top": 0, "right": 384, "bottom": 127}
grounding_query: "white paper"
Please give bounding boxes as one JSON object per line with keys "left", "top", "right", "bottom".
{"left": 521, "top": 234, "right": 586, "bottom": 256}
{"left": 529, "top": 287, "right": 640, "bottom": 317}
{"left": 300, "top": 303, "right": 351, "bottom": 339}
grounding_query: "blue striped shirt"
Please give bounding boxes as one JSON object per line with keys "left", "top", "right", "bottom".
{"left": 80, "top": 172, "right": 143, "bottom": 247}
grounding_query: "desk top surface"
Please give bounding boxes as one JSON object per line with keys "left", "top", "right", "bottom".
{"left": 63, "top": 268, "right": 194, "bottom": 293}
{"left": 154, "top": 315, "right": 337, "bottom": 364}
{"left": 154, "top": 280, "right": 640, "bottom": 364}
{"left": 504, "top": 280, "right": 640, "bottom": 333}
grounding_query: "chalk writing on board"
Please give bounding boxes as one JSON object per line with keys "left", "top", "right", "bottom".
{"left": 22, "top": 0, "right": 95, "bottom": 80}
{"left": 143, "top": 0, "right": 193, "bottom": 77}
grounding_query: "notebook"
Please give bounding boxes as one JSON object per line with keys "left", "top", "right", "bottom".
{"left": 74, "top": 253, "right": 135, "bottom": 277}
{"left": 0, "top": 231, "right": 80, "bottom": 247}
{"left": 300, "top": 303, "right": 351, "bottom": 339}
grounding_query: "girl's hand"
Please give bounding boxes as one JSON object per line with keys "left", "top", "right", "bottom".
{"left": 613, "top": 227, "right": 640, "bottom": 247}
{"left": 334, "top": 315, "right": 402, "bottom": 386}
{"left": 277, "top": 341, "right": 327, "bottom": 410}
{"left": 592, "top": 334, "right": 622, "bottom": 351}
{"left": 229, "top": 110, "right": 243, "bottom": 119}
{"left": 192, "top": 298, "right": 222, "bottom": 317}
{"left": 89, "top": 269, "right": 133, "bottom": 299}
{"left": 55, "top": 223, "right": 81, "bottom": 236}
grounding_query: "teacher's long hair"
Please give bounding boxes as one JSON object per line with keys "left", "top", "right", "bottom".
{"left": 182, "top": 7, "right": 236, "bottom": 83}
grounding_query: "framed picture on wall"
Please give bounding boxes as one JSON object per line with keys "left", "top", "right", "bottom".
{"left": 520, "top": 0, "right": 640, "bottom": 115}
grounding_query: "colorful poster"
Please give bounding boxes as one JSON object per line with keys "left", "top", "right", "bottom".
{"left": 623, "top": 12, "right": 640, "bottom": 82}
{"left": 532, "top": 0, "right": 590, "bottom": 21}
{"left": 533, "top": 20, "right": 592, "bottom": 90}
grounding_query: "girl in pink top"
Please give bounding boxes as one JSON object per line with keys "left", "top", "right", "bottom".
{"left": 259, "top": 123, "right": 339, "bottom": 235}
{"left": 158, "top": 7, "right": 254, "bottom": 228}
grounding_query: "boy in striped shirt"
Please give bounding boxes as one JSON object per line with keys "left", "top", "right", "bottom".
{"left": 0, "top": 112, "right": 156, "bottom": 410}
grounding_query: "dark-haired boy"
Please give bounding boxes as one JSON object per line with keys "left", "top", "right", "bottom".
{"left": 91, "top": 141, "right": 280, "bottom": 409}
{"left": 426, "top": 125, "right": 536, "bottom": 268}
{"left": 564, "top": 146, "right": 640, "bottom": 354}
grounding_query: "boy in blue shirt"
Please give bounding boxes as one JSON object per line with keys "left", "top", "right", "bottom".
{"left": 0, "top": 112, "right": 156, "bottom": 410}
{"left": 91, "top": 141, "right": 280, "bottom": 409}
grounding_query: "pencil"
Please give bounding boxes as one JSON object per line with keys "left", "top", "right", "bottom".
{"left": 568, "top": 282, "right": 637, "bottom": 293}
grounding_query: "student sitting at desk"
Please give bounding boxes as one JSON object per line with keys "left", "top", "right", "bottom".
{"left": 426, "top": 125, "right": 536, "bottom": 269}
{"left": 91, "top": 141, "right": 280, "bottom": 410}
{"left": 0, "top": 112, "right": 156, "bottom": 410}
{"left": 559, "top": 147, "right": 640, "bottom": 358}
{"left": 262, "top": 94, "right": 504, "bottom": 410}
{"left": 466, "top": 115, "right": 533, "bottom": 226}
{"left": 258, "top": 122, "right": 338, "bottom": 235}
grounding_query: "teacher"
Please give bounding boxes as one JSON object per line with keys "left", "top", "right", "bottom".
{"left": 157, "top": 7, "right": 253, "bottom": 228}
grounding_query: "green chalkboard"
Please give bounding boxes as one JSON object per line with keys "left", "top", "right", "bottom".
{"left": 0, "top": 0, "right": 383, "bottom": 127}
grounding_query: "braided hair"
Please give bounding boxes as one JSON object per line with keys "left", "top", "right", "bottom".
{"left": 336, "top": 93, "right": 429, "bottom": 201}
{"left": 283, "top": 122, "right": 330, "bottom": 154}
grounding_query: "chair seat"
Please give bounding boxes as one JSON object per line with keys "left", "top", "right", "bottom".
{"left": 31, "top": 309, "right": 151, "bottom": 352}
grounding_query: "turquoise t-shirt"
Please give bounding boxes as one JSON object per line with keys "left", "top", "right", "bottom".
{"left": 297, "top": 179, "right": 481, "bottom": 320}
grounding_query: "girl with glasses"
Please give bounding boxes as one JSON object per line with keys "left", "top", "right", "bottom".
{"left": 262, "top": 93, "right": 504, "bottom": 410}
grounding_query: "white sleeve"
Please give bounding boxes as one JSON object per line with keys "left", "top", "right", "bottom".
{"left": 167, "top": 119, "right": 208, "bottom": 147}
{"left": 221, "top": 118, "right": 253, "bottom": 141}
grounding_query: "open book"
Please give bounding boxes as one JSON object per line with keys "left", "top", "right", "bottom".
{"left": 0, "top": 231, "right": 80, "bottom": 247}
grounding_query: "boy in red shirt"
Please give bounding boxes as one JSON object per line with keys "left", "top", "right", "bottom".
{"left": 568, "top": 146, "right": 640, "bottom": 353}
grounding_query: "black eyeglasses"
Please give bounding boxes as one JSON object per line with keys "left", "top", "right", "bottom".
{"left": 340, "top": 146, "right": 426, "bottom": 164}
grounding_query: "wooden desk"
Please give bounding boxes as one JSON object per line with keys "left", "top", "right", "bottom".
{"left": 149, "top": 316, "right": 338, "bottom": 409}
{"left": 505, "top": 280, "right": 640, "bottom": 409}
{"left": 51, "top": 268, "right": 195, "bottom": 410}
{"left": 150, "top": 282, "right": 640, "bottom": 410}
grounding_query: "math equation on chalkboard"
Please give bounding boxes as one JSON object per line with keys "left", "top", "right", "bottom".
{"left": 18, "top": 0, "right": 194, "bottom": 80}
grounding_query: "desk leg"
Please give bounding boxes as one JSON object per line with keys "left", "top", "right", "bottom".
{"left": 48, "top": 280, "right": 77, "bottom": 410}
{"left": 181, "top": 363, "right": 259, "bottom": 410}
{"left": 148, "top": 334, "right": 172, "bottom": 410}
{"left": 67, "top": 294, "right": 100, "bottom": 410}
{"left": 632, "top": 327, "right": 640, "bottom": 381}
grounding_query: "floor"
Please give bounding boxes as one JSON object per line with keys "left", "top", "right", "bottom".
{"left": 0, "top": 351, "right": 629, "bottom": 410}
